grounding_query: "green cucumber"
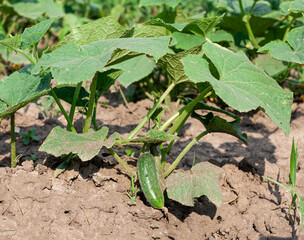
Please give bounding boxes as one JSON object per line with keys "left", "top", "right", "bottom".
{"left": 137, "top": 153, "right": 164, "bottom": 209}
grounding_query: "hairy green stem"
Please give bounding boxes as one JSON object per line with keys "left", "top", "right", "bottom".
{"left": 238, "top": 0, "right": 245, "bottom": 15}
{"left": 67, "top": 82, "right": 82, "bottom": 131}
{"left": 83, "top": 74, "right": 97, "bottom": 133}
{"left": 239, "top": 0, "right": 260, "bottom": 49}
{"left": 281, "top": 62, "right": 292, "bottom": 82}
{"left": 84, "top": 0, "right": 91, "bottom": 18}
{"left": 16, "top": 49, "right": 36, "bottom": 65}
{"left": 107, "top": 148, "right": 132, "bottom": 175}
{"left": 34, "top": 44, "right": 39, "bottom": 63}
{"left": 127, "top": 82, "right": 176, "bottom": 139}
{"left": 244, "top": 19, "right": 260, "bottom": 49}
{"left": 283, "top": 16, "right": 295, "bottom": 43}
{"left": 167, "top": 86, "right": 212, "bottom": 135}
{"left": 11, "top": 113, "right": 17, "bottom": 168}
{"left": 92, "top": 103, "right": 100, "bottom": 131}
{"left": 164, "top": 131, "right": 209, "bottom": 177}
{"left": 50, "top": 89, "right": 76, "bottom": 132}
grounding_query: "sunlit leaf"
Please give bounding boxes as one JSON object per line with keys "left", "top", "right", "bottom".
{"left": 166, "top": 162, "right": 223, "bottom": 207}
{"left": 182, "top": 41, "right": 293, "bottom": 135}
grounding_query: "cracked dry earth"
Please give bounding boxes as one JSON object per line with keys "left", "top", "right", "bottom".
{"left": 1, "top": 97, "right": 304, "bottom": 240}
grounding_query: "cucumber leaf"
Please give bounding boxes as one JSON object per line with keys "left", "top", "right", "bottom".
{"left": 0, "top": 35, "right": 22, "bottom": 51}
{"left": 289, "top": 0, "right": 304, "bottom": 13}
{"left": 192, "top": 112, "right": 247, "bottom": 144}
{"left": 145, "top": 16, "right": 222, "bottom": 37}
{"left": 158, "top": 44, "right": 203, "bottom": 84}
{"left": 109, "top": 55, "right": 156, "bottom": 87}
{"left": 166, "top": 162, "right": 223, "bottom": 207}
{"left": 258, "top": 26, "right": 304, "bottom": 64}
{"left": 33, "top": 36, "right": 170, "bottom": 85}
{"left": 182, "top": 41, "right": 293, "bottom": 135}
{"left": 52, "top": 85, "right": 89, "bottom": 107}
{"left": 39, "top": 126, "right": 120, "bottom": 161}
{"left": 0, "top": 65, "right": 51, "bottom": 117}
{"left": 21, "top": 18, "right": 54, "bottom": 49}
{"left": 54, "top": 16, "right": 126, "bottom": 50}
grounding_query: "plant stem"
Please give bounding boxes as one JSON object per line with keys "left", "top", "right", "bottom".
{"left": 84, "top": 0, "right": 91, "bottom": 18}
{"left": 67, "top": 82, "right": 82, "bottom": 131}
{"left": 83, "top": 74, "right": 97, "bottom": 133}
{"left": 10, "top": 113, "right": 17, "bottom": 168}
{"left": 127, "top": 82, "right": 176, "bottom": 139}
{"left": 238, "top": 0, "right": 245, "bottom": 15}
{"left": 283, "top": 16, "right": 295, "bottom": 43}
{"left": 34, "top": 44, "right": 39, "bottom": 63}
{"left": 281, "top": 62, "right": 292, "bottom": 82}
{"left": 167, "top": 86, "right": 212, "bottom": 135}
{"left": 107, "top": 148, "right": 132, "bottom": 175}
{"left": 244, "top": 19, "right": 260, "bottom": 49}
{"left": 164, "top": 130, "right": 209, "bottom": 177}
{"left": 239, "top": 0, "right": 260, "bottom": 49}
{"left": 50, "top": 89, "right": 76, "bottom": 132}
{"left": 92, "top": 103, "right": 100, "bottom": 131}
{"left": 16, "top": 49, "right": 36, "bottom": 65}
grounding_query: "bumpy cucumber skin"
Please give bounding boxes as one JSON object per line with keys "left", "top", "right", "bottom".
{"left": 137, "top": 153, "right": 164, "bottom": 209}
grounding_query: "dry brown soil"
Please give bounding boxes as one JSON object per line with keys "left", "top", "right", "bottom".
{"left": 1, "top": 96, "right": 304, "bottom": 240}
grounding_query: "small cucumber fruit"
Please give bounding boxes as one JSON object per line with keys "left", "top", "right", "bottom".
{"left": 137, "top": 153, "right": 164, "bottom": 209}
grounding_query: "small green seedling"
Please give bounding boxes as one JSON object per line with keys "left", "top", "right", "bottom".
{"left": 126, "top": 172, "right": 139, "bottom": 205}
{"left": 20, "top": 129, "right": 40, "bottom": 145}
{"left": 126, "top": 146, "right": 135, "bottom": 157}
{"left": 263, "top": 139, "right": 304, "bottom": 230}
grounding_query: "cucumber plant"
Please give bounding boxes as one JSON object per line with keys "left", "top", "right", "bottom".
{"left": 0, "top": 11, "right": 294, "bottom": 210}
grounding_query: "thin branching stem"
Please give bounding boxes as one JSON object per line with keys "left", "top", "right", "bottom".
{"left": 50, "top": 89, "right": 76, "bottom": 132}
{"left": 127, "top": 82, "right": 176, "bottom": 139}
{"left": 10, "top": 113, "right": 17, "bottom": 168}
{"left": 68, "top": 82, "right": 82, "bottom": 131}
{"left": 164, "top": 131, "right": 209, "bottom": 177}
{"left": 83, "top": 74, "right": 97, "bottom": 133}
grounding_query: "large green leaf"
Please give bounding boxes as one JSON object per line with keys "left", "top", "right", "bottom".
{"left": 254, "top": 54, "right": 286, "bottom": 76}
{"left": 166, "top": 162, "right": 223, "bottom": 207}
{"left": 182, "top": 41, "right": 293, "bottom": 135}
{"left": 221, "top": 16, "right": 278, "bottom": 36}
{"left": 0, "top": 65, "right": 51, "bottom": 117}
{"left": 39, "top": 126, "right": 120, "bottom": 161}
{"left": 258, "top": 26, "right": 304, "bottom": 64}
{"left": 171, "top": 32, "right": 204, "bottom": 50}
{"left": 145, "top": 16, "right": 222, "bottom": 37}
{"left": 139, "top": 0, "right": 181, "bottom": 8}
{"left": 128, "top": 24, "right": 165, "bottom": 38}
{"left": 109, "top": 55, "right": 156, "bottom": 87}
{"left": 0, "top": 100, "right": 7, "bottom": 113}
{"left": 96, "top": 69, "right": 123, "bottom": 95}
{"left": 52, "top": 85, "right": 89, "bottom": 107}
{"left": 206, "top": 30, "right": 234, "bottom": 43}
{"left": 21, "top": 18, "right": 54, "bottom": 49}
{"left": 158, "top": 44, "right": 203, "bottom": 83}
{"left": 12, "top": 0, "right": 64, "bottom": 19}
{"left": 222, "top": 0, "right": 272, "bottom": 15}
{"left": 33, "top": 36, "right": 170, "bottom": 85}
{"left": 289, "top": 0, "right": 304, "bottom": 13}
{"left": 54, "top": 16, "right": 126, "bottom": 50}
{"left": 192, "top": 112, "right": 247, "bottom": 144}
{"left": 0, "top": 35, "right": 22, "bottom": 51}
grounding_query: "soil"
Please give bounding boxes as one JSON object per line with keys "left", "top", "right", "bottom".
{"left": 1, "top": 94, "right": 304, "bottom": 240}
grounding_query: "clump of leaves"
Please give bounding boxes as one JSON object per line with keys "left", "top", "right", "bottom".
{"left": 263, "top": 139, "right": 304, "bottom": 231}
{"left": 20, "top": 129, "right": 40, "bottom": 145}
